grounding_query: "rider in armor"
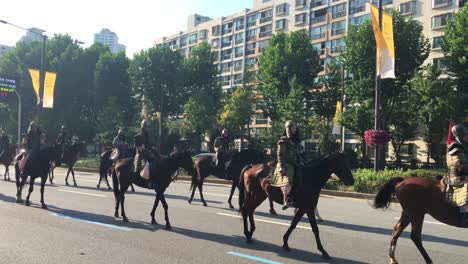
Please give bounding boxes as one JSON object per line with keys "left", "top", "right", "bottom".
{"left": 446, "top": 124, "right": 468, "bottom": 220}
{"left": 20, "top": 122, "right": 45, "bottom": 176}
{"left": 134, "top": 119, "right": 160, "bottom": 189}
{"left": 56, "top": 125, "right": 71, "bottom": 162}
{"left": 271, "top": 120, "right": 304, "bottom": 210}
{"left": 112, "top": 128, "right": 128, "bottom": 161}
{"left": 0, "top": 130, "right": 9, "bottom": 158}
{"left": 213, "top": 129, "right": 231, "bottom": 169}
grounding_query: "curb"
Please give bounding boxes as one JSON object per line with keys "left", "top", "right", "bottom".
{"left": 71, "top": 167, "right": 397, "bottom": 202}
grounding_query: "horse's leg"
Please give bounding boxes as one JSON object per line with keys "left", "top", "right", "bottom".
{"left": 306, "top": 209, "right": 330, "bottom": 258}
{"left": 188, "top": 181, "right": 197, "bottom": 204}
{"left": 160, "top": 194, "right": 172, "bottom": 230}
{"left": 130, "top": 183, "right": 135, "bottom": 192}
{"left": 112, "top": 178, "right": 120, "bottom": 218}
{"left": 388, "top": 212, "right": 410, "bottom": 264}
{"left": 227, "top": 182, "right": 236, "bottom": 209}
{"left": 282, "top": 208, "right": 306, "bottom": 251}
{"left": 409, "top": 214, "right": 433, "bottom": 264}
{"left": 48, "top": 166, "right": 53, "bottom": 184}
{"left": 25, "top": 177, "right": 36, "bottom": 207}
{"left": 71, "top": 166, "right": 77, "bottom": 187}
{"left": 268, "top": 197, "right": 277, "bottom": 215}
{"left": 65, "top": 167, "right": 70, "bottom": 185}
{"left": 150, "top": 193, "right": 161, "bottom": 225}
{"left": 120, "top": 184, "right": 129, "bottom": 222}
{"left": 15, "top": 164, "right": 22, "bottom": 202}
{"left": 106, "top": 174, "right": 112, "bottom": 190}
{"left": 241, "top": 208, "right": 252, "bottom": 242}
{"left": 198, "top": 181, "right": 207, "bottom": 207}
{"left": 40, "top": 175, "right": 48, "bottom": 209}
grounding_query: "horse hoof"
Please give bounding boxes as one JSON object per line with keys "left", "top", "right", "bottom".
{"left": 123, "top": 217, "right": 128, "bottom": 223}
{"left": 321, "top": 254, "right": 331, "bottom": 260}
{"left": 66, "top": 182, "right": 69, "bottom": 186}
{"left": 74, "top": 184, "right": 77, "bottom": 187}
{"left": 203, "top": 203, "right": 208, "bottom": 207}
{"left": 114, "top": 213, "right": 119, "bottom": 218}
{"left": 96, "top": 185, "right": 100, "bottom": 189}
{"left": 25, "top": 201, "right": 30, "bottom": 206}
{"left": 246, "top": 238, "right": 253, "bottom": 244}
{"left": 269, "top": 209, "right": 277, "bottom": 215}
{"left": 108, "top": 187, "right": 112, "bottom": 190}
{"left": 390, "top": 261, "right": 398, "bottom": 264}
{"left": 229, "top": 204, "right": 235, "bottom": 209}
{"left": 282, "top": 244, "right": 291, "bottom": 252}
{"left": 151, "top": 220, "right": 157, "bottom": 225}
{"left": 42, "top": 204, "right": 48, "bottom": 210}
{"left": 165, "top": 224, "right": 172, "bottom": 230}
{"left": 188, "top": 199, "right": 192, "bottom": 204}
{"left": 16, "top": 199, "right": 23, "bottom": 204}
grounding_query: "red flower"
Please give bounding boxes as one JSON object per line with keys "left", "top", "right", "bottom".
{"left": 364, "top": 129, "right": 393, "bottom": 146}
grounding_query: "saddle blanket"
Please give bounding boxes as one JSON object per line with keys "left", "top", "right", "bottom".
{"left": 446, "top": 183, "right": 468, "bottom": 207}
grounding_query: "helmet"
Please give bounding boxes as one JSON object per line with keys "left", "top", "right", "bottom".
{"left": 118, "top": 127, "right": 124, "bottom": 134}
{"left": 222, "top": 128, "right": 228, "bottom": 135}
{"left": 141, "top": 119, "right": 149, "bottom": 128}
{"left": 284, "top": 120, "right": 296, "bottom": 129}
{"left": 61, "top": 125, "right": 66, "bottom": 129}
{"left": 452, "top": 124, "right": 468, "bottom": 145}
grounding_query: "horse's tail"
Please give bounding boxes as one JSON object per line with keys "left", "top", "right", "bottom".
{"left": 373, "top": 177, "right": 405, "bottom": 209}
{"left": 238, "top": 164, "right": 252, "bottom": 213}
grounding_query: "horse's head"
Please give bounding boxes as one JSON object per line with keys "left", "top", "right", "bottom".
{"left": 173, "top": 150, "right": 196, "bottom": 177}
{"left": 328, "top": 152, "right": 355, "bottom": 186}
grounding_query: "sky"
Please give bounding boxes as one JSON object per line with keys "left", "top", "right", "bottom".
{"left": 0, "top": 0, "right": 253, "bottom": 57}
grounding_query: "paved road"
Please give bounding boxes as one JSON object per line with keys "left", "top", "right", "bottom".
{"left": 0, "top": 167, "right": 467, "bottom": 264}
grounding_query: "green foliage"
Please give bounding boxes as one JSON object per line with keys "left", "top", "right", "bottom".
{"left": 219, "top": 86, "right": 254, "bottom": 138}
{"left": 75, "top": 158, "right": 100, "bottom": 169}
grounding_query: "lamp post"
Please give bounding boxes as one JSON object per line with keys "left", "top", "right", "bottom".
{"left": 374, "top": 0, "right": 383, "bottom": 171}
{"left": 330, "top": 56, "right": 346, "bottom": 152}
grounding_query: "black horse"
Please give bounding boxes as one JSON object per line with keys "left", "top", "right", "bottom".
{"left": 49, "top": 142, "right": 85, "bottom": 186}
{"left": 98, "top": 148, "right": 135, "bottom": 191}
{"left": 189, "top": 149, "right": 272, "bottom": 210}
{"left": 239, "top": 152, "right": 355, "bottom": 257}
{"left": 112, "top": 150, "right": 196, "bottom": 228}
{"left": 15, "top": 146, "right": 60, "bottom": 209}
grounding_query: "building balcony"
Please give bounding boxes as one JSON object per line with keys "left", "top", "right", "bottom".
{"left": 222, "top": 28, "right": 233, "bottom": 35}
{"left": 311, "top": 32, "right": 326, "bottom": 41}
{"left": 311, "top": 15, "right": 327, "bottom": 24}
{"left": 311, "top": 0, "right": 326, "bottom": 8}
{"left": 235, "top": 25, "right": 245, "bottom": 31}
{"left": 260, "top": 16, "right": 272, "bottom": 24}
{"left": 245, "top": 49, "right": 256, "bottom": 56}
{"left": 259, "top": 31, "right": 272, "bottom": 38}
{"left": 332, "top": 11, "right": 346, "bottom": 19}
{"left": 331, "top": 28, "right": 346, "bottom": 36}
{"left": 221, "top": 54, "right": 232, "bottom": 61}
{"left": 349, "top": 6, "right": 366, "bottom": 15}
{"left": 433, "top": 0, "right": 452, "bottom": 8}
{"left": 246, "top": 35, "right": 257, "bottom": 42}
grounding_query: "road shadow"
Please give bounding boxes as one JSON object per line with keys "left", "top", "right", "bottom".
{"left": 171, "top": 226, "right": 368, "bottom": 264}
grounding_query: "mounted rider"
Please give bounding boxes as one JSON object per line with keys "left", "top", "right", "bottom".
{"left": 271, "top": 120, "right": 304, "bottom": 210}
{"left": 213, "top": 128, "right": 231, "bottom": 170}
{"left": 0, "top": 129, "right": 9, "bottom": 158}
{"left": 20, "top": 121, "right": 45, "bottom": 176}
{"left": 56, "top": 125, "right": 71, "bottom": 162}
{"left": 111, "top": 127, "right": 129, "bottom": 162}
{"left": 446, "top": 123, "right": 468, "bottom": 220}
{"left": 134, "top": 119, "right": 160, "bottom": 189}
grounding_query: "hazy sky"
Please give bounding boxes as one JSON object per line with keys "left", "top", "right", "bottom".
{"left": 0, "top": 0, "right": 253, "bottom": 57}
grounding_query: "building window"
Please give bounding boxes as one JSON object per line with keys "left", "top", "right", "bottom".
{"left": 246, "top": 28, "right": 258, "bottom": 42}
{"left": 296, "top": 0, "right": 307, "bottom": 9}
{"left": 221, "top": 49, "right": 232, "bottom": 60}
{"left": 246, "top": 43, "right": 257, "bottom": 55}
{"left": 222, "top": 22, "right": 233, "bottom": 34}
{"left": 313, "top": 42, "right": 326, "bottom": 56}
{"left": 432, "top": 36, "right": 444, "bottom": 49}
{"left": 235, "top": 33, "right": 244, "bottom": 44}
{"left": 433, "top": 57, "right": 447, "bottom": 70}
{"left": 295, "top": 13, "right": 307, "bottom": 25}
{"left": 331, "top": 20, "right": 346, "bottom": 36}
{"left": 332, "top": 3, "right": 347, "bottom": 19}
{"left": 276, "top": 3, "right": 288, "bottom": 15}
{"left": 233, "top": 73, "right": 243, "bottom": 85}
{"left": 260, "top": 9, "right": 273, "bottom": 23}
{"left": 235, "top": 18, "right": 245, "bottom": 31}
{"left": 188, "top": 33, "right": 197, "bottom": 45}
{"left": 433, "top": 0, "right": 453, "bottom": 8}
{"left": 400, "top": 144, "right": 414, "bottom": 156}
{"left": 212, "top": 25, "right": 221, "bottom": 36}
{"left": 247, "top": 14, "right": 258, "bottom": 28}
{"left": 311, "top": 0, "right": 326, "bottom": 8}
{"left": 245, "top": 57, "right": 258, "bottom": 68}
{"left": 349, "top": 14, "right": 370, "bottom": 26}
{"left": 220, "top": 62, "right": 231, "bottom": 73}
{"left": 259, "top": 24, "right": 273, "bottom": 38}
{"left": 211, "top": 38, "right": 220, "bottom": 48}
{"left": 311, "top": 25, "right": 327, "bottom": 40}
{"left": 349, "top": 0, "right": 367, "bottom": 15}
{"left": 399, "top": 1, "right": 416, "bottom": 15}
{"left": 276, "top": 19, "right": 287, "bottom": 30}
{"left": 311, "top": 9, "right": 327, "bottom": 24}
{"left": 330, "top": 38, "right": 345, "bottom": 53}
{"left": 199, "top": 29, "right": 208, "bottom": 40}
{"left": 258, "top": 39, "right": 270, "bottom": 52}
{"left": 235, "top": 46, "right": 244, "bottom": 58}
{"left": 180, "top": 36, "right": 187, "bottom": 47}
{"left": 222, "top": 36, "right": 232, "bottom": 47}
{"left": 221, "top": 75, "right": 231, "bottom": 86}
{"left": 371, "top": 0, "right": 393, "bottom": 6}
{"left": 432, "top": 13, "right": 453, "bottom": 28}
{"left": 180, "top": 48, "right": 187, "bottom": 56}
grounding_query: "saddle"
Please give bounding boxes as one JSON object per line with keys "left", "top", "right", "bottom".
{"left": 110, "top": 148, "right": 120, "bottom": 162}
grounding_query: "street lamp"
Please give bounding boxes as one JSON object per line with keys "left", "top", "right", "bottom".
{"left": 1, "top": 19, "right": 47, "bottom": 122}
{"left": 329, "top": 56, "right": 346, "bottom": 152}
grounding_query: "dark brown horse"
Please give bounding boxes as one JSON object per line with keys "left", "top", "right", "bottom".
{"left": 15, "top": 146, "right": 60, "bottom": 208}
{"left": 374, "top": 176, "right": 468, "bottom": 264}
{"left": 49, "top": 142, "right": 84, "bottom": 186}
{"left": 0, "top": 145, "right": 16, "bottom": 181}
{"left": 238, "top": 152, "right": 354, "bottom": 258}
{"left": 98, "top": 149, "right": 135, "bottom": 191}
{"left": 189, "top": 149, "right": 277, "bottom": 213}
{"left": 112, "top": 150, "right": 196, "bottom": 228}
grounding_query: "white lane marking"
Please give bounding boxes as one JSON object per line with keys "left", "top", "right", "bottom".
{"left": 217, "top": 213, "right": 311, "bottom": 230}
{"left": 58, "top": 189, "right": 107, "bottom": 198}
{"left": 51, "top": 213, "right": 131, "bottom": 231}
{"left": 393, "top": 217, "right": 447, "bottom": 226}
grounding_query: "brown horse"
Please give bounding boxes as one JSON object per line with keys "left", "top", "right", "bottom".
{"left": 374, "top": 176, "right": 468, "bottom": 264}
{"left": 97, "top": 149, "right": 135, "bottom": 192}
{"left": 112, "top": 150, "right": 196, "bottom": 228}
{"left": 49, "top": 142, "right": 84, "bottom": 186}
{"left": 189, "top": 149, "right": 277, "bottom": 214}
{"left": 238, "top": 152, "right": 355, "bottom": 258}
{"left": 0, "top": 145, "right": 16, "bottom": 181}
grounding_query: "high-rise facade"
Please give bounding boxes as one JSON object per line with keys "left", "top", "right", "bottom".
{"left": 94, "top": 28, "right": 126, "bottom": 54}
{"left": 0, "top": 44, "right": 13, "bottom": 58}
{"left": 19, "top": 28, "right": 46, "bottom": 42}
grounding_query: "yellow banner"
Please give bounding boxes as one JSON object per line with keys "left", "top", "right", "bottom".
{"left": 370, "top": 3, "right": 395, "bottom": 79}
{"left": 43, "top": 71, "right": 57, "bottom": 108}
{"left": 332, "top": 100, "right": 342, "bottom": 135}
{"left": 28, "top": 69, "right": 40, "bottom": 104}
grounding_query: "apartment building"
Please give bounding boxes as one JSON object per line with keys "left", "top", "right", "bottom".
{"left": 155, "top": 0, "right": 465, "bottom": 160}
{"left": 94, "top": 28, "right": 126, "bottom": 54}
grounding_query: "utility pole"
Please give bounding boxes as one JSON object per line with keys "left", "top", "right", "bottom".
{"left": 374, "top": 0, "right": 383, "bottom": 171}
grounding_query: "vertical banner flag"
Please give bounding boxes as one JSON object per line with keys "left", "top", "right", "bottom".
{"left": 43, "top": 71, "right": 57, "bottom": 108}
{"left": 332, "top": 100, "right": 342, "bottom": 135}
{"left": 369, "top": 3, "right": 395, "bottom": 79}
{"left": 28, "top": 69, "right": 40, "bottom": 104}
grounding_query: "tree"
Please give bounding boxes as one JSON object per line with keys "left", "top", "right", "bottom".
{"left": 443, "top": 5, "right": 468, "bottom": 114}
{"left": 219, "top": 86, "right": 254, "bottom": 141}
{"left": 256, "top": 31, "right": 321, "bottom": 122}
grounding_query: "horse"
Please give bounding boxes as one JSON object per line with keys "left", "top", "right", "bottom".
{"left": 238, "top": 152, "right": 355, "bottom": 258}
{"left": 189, "top": 149, "right": 277, "bottom": 214}
{"left": 0, "top": 145, "right": 16, "bottom": 181}
{"left": 49, "top": 142, "right": 84, "bottom": 186}
{"left": 98, "top": 148, "right": 135, "bottom": 191}
{"left": 15, "top": 146, "right": 60, "bottom": 209}
{"left": 373, "top": 176, "right": 468, "bottom": 264}
{"left": 112, "top": 150, "right": 196, "bottom": 228}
